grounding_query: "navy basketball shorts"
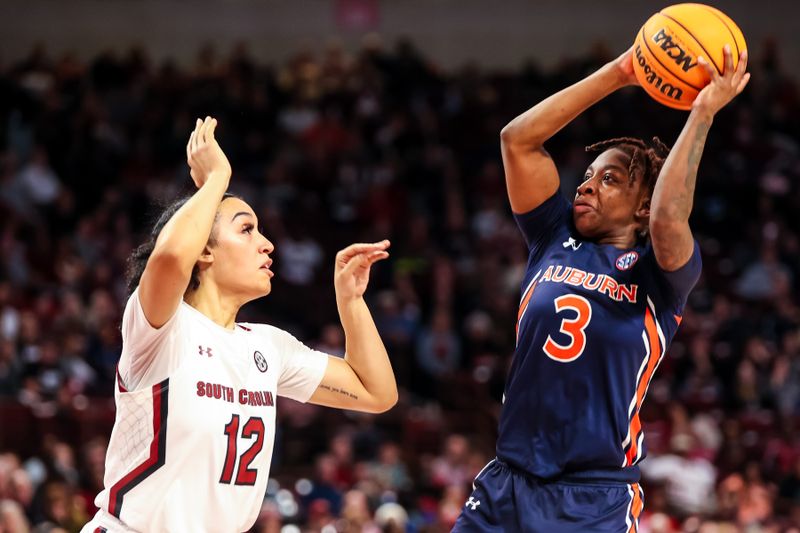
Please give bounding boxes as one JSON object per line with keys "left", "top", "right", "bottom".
{"left": 452, "top": 459, "right": 644, "bottom": 533}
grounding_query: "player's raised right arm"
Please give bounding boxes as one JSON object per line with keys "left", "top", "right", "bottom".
{"left": 500, "top": 47, "right": 638, "bottom": 214}
{"left": 138, "top": 117, "right": 232, "bottom": 328}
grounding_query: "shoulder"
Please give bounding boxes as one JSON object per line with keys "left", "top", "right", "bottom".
{"left": 640, "top": 240, "right": 702, "bottom": 307}
{"left": 238, "top": 322, "right": 298, "bottom": 345}
{"left": 123, "top": 287, "right": 187, "bottom": 335}
{"left": 513, "top": 191, "right": 571, "bottom": 225}
{"left": 514, "top": 192, "right": 573, "bottom": 251}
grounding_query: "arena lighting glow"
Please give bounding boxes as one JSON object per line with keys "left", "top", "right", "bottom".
{"left": 266, "top": 477, "right": 281, "bottom": 496}
{"left": 294, "top": 477, "right": 313, "bottom": 496}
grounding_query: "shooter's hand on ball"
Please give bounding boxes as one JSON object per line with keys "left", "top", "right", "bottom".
{"left": 693, "top": 45, "right": 750, "bottom": 117}
{"left": 613, "top": 46, "right": 640, "bottom": 87}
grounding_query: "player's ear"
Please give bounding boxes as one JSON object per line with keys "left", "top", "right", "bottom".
{"left": 635, "top": 197, "right": 650, "bottom": 234}
{"left": 636, "top": 197, "right": 651, "bottom": 219}
{"left": 196, "top": 245, "right": 215, "bottom": 270}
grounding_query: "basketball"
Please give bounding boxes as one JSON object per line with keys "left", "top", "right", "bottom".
{"left": 632, "top": 3, "right": 747, "bottom": 110}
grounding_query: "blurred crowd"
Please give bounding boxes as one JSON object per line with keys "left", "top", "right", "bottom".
{"left": 0, "top": 32, "right": 798, "bottom": 532}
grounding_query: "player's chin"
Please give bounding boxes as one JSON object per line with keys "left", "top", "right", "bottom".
{"left": 249, "top": 279, "right": 272, "bottom": 299}
{"left": 260, "top": 280, "right": 272, "bottom": 297}
{"left": 572, "top": 212, "right": 599, "bottom": 237}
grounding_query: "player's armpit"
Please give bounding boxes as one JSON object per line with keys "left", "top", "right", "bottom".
{"left": 308, "top": 356, "right": 395, "bottom": 413}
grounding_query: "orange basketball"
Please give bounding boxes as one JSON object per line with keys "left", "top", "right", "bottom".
{"left": 632, "top": 3, "right": 747, "bottom": 110}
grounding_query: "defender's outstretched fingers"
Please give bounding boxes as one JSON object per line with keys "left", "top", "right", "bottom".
{"left": 197, "top": 116, "right": 210, "bottom": 145}
{"left": 337, "top": 249, "right": 388, "bottom": 275}
{"left": 339, "top": 252, "right": 368, "bottom": 276}
{"left": 336, "top": 241, "right": 391, "bottom": 264}
{"left": 364, "top": 251, "right": 390, "bottom": 265}
{"left": 191, "top": 118, "right": 202, "bottom": 152}
{"left": 187, "top": 131, "right": 195, "bottom": 161}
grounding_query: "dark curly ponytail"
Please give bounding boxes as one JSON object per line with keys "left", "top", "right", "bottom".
{"left": 125, "top": 193, "right": 237, "bottom": 295}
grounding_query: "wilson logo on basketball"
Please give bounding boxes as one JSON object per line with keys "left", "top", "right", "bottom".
{"left": 634, "top": 45, "right": 684, "bottom": 102}
{"left": 652, "top": 29, "right": 698, "bottom": 72}
{"left": 616, "top": 252, "right": 639, "bottom": 271}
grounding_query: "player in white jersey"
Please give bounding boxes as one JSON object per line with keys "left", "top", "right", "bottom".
{"left": 82, "top": 117, "right": 398, "bottom": 533}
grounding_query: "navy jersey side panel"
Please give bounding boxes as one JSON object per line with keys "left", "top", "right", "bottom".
{"left": 498, "top": 193, "right": 701, "bottom": 481}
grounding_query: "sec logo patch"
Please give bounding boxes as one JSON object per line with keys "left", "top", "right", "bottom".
{"left": 254, "top": 351, "right": 268, "bottom": 373}
{"left": 615, "top": 251, "right": 639, "bottom": 271}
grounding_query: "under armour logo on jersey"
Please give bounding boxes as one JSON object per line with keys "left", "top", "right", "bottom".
{"left": 465, "top": 497, "right": 481, "bottom": 510}
{"left": 254, "top": 351, "right": 268, "bottom": 373}
{"left": 198, "top": 345, "right": 213, "bottom": 358}
{"left": 562, "top": 237, "right": 582, "bottom": 250}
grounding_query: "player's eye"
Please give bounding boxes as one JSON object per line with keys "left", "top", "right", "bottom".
{"left": 242, "top": 224, "right": 254, "bottom": 234}
{"left": 602, "top": 173, "right": 614, "bottom": 182}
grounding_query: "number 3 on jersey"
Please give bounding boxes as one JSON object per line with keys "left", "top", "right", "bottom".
{"left": 544, "top": 295, "right": 592, "bottom": 362}
{"left": 219, "top": 414, "right": 265, "bottom": 485}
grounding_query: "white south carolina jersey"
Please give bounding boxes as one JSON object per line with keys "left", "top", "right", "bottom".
{"left": 82, "top": 289, "right": 328, "bottom": 533}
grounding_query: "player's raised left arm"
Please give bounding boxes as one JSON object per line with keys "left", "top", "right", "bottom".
{"left": 650, "top": 46, "right": 749, "bottom": 271}
{"left": 308, "top": 241, "right": 398, "bottom": 414}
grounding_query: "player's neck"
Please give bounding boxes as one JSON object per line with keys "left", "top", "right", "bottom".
{"left": 185, "top": 283, "right": 241, "bottom": 330}
{"left": 595, "top": 228, "right": 638, "bottom": 249}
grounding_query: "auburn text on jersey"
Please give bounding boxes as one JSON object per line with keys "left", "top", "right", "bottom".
{"left": 538, "top": 265, "right": 638, "bottom": 303}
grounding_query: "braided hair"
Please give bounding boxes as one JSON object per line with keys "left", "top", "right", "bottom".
{"left": 125, "top": 192, "right": 238, "bottom": 295}
{"left": 585, "top": 136, "right": 671, "bottom": 197}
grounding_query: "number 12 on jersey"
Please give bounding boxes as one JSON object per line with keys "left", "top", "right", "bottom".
{"left": 219, "top": 414, "right": 265, "bottom": 485}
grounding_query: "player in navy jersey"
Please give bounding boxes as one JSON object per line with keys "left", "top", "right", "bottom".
{"left": 453, "top": 45, "right": 749, "bottom": 532}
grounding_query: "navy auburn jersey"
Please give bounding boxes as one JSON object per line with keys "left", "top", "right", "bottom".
{"left": 497, "top": 192, "right": 701, "bottom": 482}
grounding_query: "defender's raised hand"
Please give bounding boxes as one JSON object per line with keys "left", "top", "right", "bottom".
{"left": 333, "top": 241, "right": 390, "bottom": 302}
{"left": 186, "top": 116, "right": 232, "bottom": 188}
